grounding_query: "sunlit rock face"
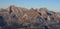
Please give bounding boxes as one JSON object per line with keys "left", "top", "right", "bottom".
{"left": 0, "top": 5, "right": 60, "bottom": 29}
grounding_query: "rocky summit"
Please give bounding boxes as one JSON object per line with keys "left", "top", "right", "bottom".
{"left": 0, "top": 5, "right": 60, "bottom": 29}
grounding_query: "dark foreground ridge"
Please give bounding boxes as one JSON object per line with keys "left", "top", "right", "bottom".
{"left": 0, "top": 5, "right": 60, "bottom": 29}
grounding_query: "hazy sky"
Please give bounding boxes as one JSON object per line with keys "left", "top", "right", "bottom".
{"left": 0, "top": 0, "right": 60, "bottom": 12}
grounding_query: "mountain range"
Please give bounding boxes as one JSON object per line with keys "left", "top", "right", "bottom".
{"left": 0, "top": 5, "right": 60, "bottom": 29}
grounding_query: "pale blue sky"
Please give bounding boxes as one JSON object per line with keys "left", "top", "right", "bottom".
{"left": 0, "top": 0, "right": 60, "bottom": 12}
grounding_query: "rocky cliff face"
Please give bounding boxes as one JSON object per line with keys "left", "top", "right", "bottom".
{"left": 0, "top": 5, "right": 60, "bottom": 29}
